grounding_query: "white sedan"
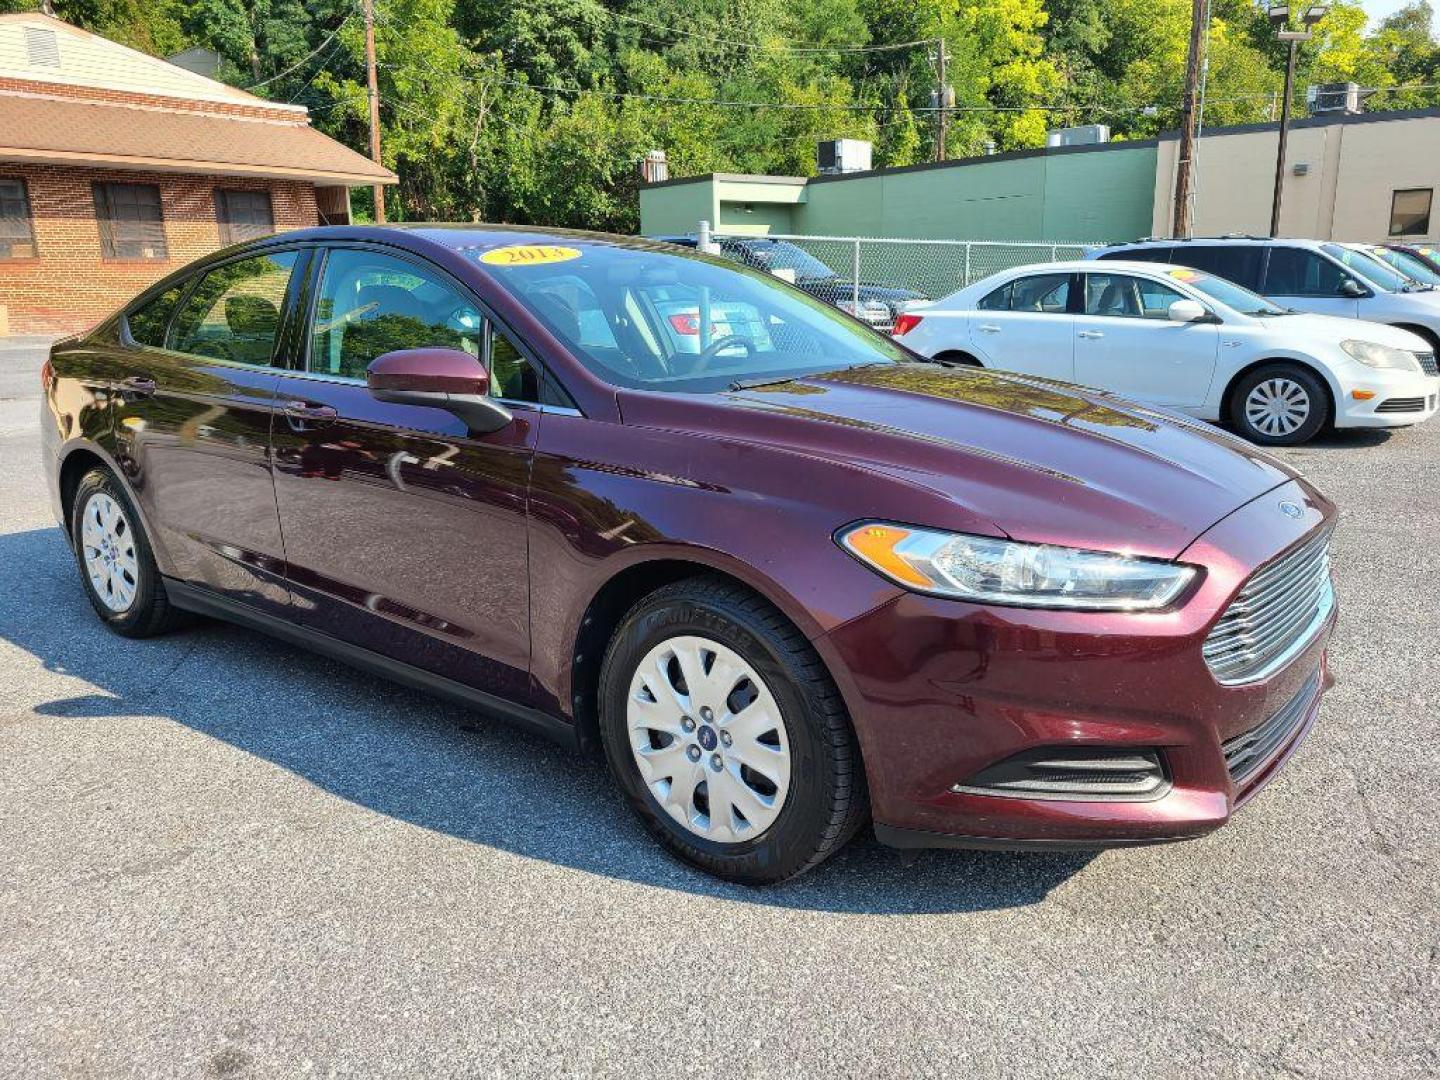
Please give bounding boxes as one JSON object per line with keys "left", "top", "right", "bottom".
{"left": 893, "top": 259, "right": 1440, "bottom": 445}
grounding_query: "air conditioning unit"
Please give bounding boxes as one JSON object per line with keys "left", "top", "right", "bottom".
{"left": 1046, "top": 124, "right": 1111, "bottom": 147}
{"left": 817, "top": 139, "right": 872, "bottom": 175}
{"left": 1306, "top": 83, "right": 1367, "bottom": 115}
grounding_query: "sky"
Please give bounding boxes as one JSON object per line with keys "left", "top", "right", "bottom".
{"left": 1360, "top": 0, "right": 1428, "bottom": 26}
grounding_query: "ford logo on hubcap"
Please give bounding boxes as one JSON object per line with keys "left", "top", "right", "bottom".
{"left": 1279, "top": 501, "right": 1303, "bottom": 519}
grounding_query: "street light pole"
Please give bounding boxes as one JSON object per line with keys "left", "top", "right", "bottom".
{"left": 1267, "top": 4, "right": 1327, "bottom": 238}
{"left": 1270, "top": 37, "right": 1299, "bottom": 236}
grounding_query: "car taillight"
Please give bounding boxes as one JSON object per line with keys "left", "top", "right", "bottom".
{"left": 892, "top": 313, "right": 924, "bottom": 337}
{"left": 668, "top": 313, "right": 699, "bottom": 335}
{"left": 40, "top": 357, "right": 53, "bottom": 390}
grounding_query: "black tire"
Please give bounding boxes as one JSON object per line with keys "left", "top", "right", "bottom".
{"left": 1228, "top": 363, "right": 1329, "bottom": 446}
{"left": 598, "top": 575, "right": 868, "bottom": 885}
{"left": 70, "top": 467, "right": 187, "bottom": 638}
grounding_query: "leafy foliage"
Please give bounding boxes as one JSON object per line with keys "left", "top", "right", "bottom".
{"left": 9, "top": 0, "right": 1440, "bottom": 230}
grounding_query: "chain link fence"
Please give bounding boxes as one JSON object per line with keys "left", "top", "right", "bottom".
{"left": 703, "top": 228, "right": 1101, "bottom": 329}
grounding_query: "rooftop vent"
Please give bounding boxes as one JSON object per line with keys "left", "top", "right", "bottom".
{"left": 25, "top": 27, "right": 60, "bottom": 67}
{"left": 817, "top": 139, "right": 872, "bottom": 175}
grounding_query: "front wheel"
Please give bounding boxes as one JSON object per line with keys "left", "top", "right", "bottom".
{"left": 598, "top": 576, "right": 868, "bottom": 884}
{"left": 1229, "top": 364, "right": 1329, "bottom": 446}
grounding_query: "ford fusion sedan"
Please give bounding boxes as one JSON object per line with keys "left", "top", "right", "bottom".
{"left": 43, "top": 226, "right": 1336, "bottom": 883}
{"left": 895, "top": 259, "right": 1439, "bottom": 445}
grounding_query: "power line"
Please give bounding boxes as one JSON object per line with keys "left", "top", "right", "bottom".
{"left": 243, "top": 12, "right": 355, "bottom": 91}
{"left": 605, "top": 11, "right": 936, "bottom": 54}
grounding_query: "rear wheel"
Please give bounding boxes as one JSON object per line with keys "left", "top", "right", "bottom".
{"left": 1229, "top": 363, "right": 1328, "bottom": 446}
{"left": 70, "top": 467, "right": 186, "bottom": 637}
{"left": 598, "top": 576, "right": 868, "bottom": 884}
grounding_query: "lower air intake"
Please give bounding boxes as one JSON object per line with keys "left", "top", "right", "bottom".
{"left": 954, "top": 748, "right": 1168, "bottom": 801}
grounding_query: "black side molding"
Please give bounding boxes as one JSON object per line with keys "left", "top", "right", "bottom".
{"left": 873, "top": 822, "right": 1199, "bottom": 853}
{"left": 164, "top": 579, "right": 580, "bottom": 750}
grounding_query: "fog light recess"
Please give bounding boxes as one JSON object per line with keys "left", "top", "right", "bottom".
{"left": 953, "top": 748, "right": 1169, "bottom": 801}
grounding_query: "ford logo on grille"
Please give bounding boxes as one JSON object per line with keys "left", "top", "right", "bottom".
{"left": 1278, "top": 501, "right": 1303, "bottom": 519}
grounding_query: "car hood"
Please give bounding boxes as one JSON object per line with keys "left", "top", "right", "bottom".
{"left": 621, "top": 364, "right": 1299, "bottom": 559}
{"left": 1280, "top": 312, "right": 1431, "bottom": 350}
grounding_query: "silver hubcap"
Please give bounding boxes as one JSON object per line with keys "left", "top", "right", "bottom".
{"left": 80, "top": 492, "right": 139, "bottom": 613}
{"left": 627, "top": 635, "right": 791, "bottom": 843}
{"left": 1245, "top": 378, "right": 1311, "bottom": 436}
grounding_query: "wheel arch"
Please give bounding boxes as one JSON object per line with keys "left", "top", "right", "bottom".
{"left": 933, "top": 349, "right": 983, "bottom": 367}
{"left": 1388, "top": 322, "right": 1440, "bottom": 353}
{"left": 565, "top": 550, "right": 839, "bottom": 756}
{"left": 1219, "top": 356, "right": 1338, "bottom": 427}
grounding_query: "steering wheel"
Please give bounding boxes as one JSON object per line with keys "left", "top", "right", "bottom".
{"left": 694, "top": 334, "right": 755, "bottom": 373}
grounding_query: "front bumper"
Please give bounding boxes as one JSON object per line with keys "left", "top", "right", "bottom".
{"left": 816, "top": 479, "right": 1337, "bottom": 850}
{"left": 1334, "top": 370, "right": 1440, "bottom": 428}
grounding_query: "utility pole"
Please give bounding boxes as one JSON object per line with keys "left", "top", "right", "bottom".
{"left": 363, "top": 0, "right": 386, "bottom": 224}
{"left": 935, "top": 40, "right": 949, "bottom": 162}
{"left": 1172, "top": 0, "right": 1207, "bottom": 237}
{"left": 1266, "top": 5, "right": 1328, "bottom": 236}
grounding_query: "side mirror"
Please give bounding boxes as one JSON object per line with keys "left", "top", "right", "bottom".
{"left": 1338, "top": 278, "right": 1368, "bottom": 298}
{"left": 1167, "top": 298, "right": 1213, "bottom": 323}
{"left": 366, "top": 347, "right": 512, "bottom": 434}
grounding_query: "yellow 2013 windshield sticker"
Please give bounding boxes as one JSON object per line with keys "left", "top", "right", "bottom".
{"left": 1167, "top": 268, "right": 1201, "bottom": 282}
{"left": 479, "top": 245, "right": 582, "bottom": 267}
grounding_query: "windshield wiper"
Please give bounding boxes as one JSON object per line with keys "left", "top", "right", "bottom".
{"left": 728, "top": 375, "right": 793, "bottom": 391}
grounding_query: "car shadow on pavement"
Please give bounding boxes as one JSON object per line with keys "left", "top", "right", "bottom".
{"left": 4, "top": 526, "right": 1092, "bottom": 915}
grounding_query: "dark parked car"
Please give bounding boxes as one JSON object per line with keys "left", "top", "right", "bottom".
{"left": 656, "top": 234, "right": 926, "bottom": 331}
{"left": 42, "top": 226, "right": 1336, "bottom": 883}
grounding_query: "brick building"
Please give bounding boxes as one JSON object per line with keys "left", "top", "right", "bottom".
{"left": 0, "top": 13, "right": 396, "bottom": 335}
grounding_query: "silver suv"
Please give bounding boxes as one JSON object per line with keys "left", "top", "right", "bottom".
{"left": 1091, "top": 237, "right": 1440, "bottom": 353}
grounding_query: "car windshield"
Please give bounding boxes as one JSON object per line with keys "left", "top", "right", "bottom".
{"left": 1323, "top": 243, "right": 1421, "bottom": 292}
{"left": 1161, "top": 265, "right": 1288, "bottom": 316}
{"left": 1368, "top": 246, "right": 1440, "bottom": 286}
{"left": 470, "top": 240, "right": 908, "bottom": 392}
{"left": 733, "top": 240, "right": 839, "bottom": 282}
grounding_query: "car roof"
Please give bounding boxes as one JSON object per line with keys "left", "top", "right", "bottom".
{"left": 986, "top": 259, "right": 1178, "bottom": 274}
{"left": 258, "top": 223, "right": 704, "bottom": 258}
{"left": 1105, "top": 236, "right": 1321, "bottom": 248}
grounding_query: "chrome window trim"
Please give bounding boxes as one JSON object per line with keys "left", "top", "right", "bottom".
{"left": 269, "top": 365, "right": 583, "bottom": 416}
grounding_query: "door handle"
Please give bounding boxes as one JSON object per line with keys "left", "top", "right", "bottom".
{"left": 1077, "top": 330, "right": 1105, "bottom": 340}
{"left": 977, "top": 324, "right": 1002, "bottom": 334}
{"left": 283, "top": 401, "right": 338, "bottom": 423}
{"left": 117, "top": 375, "right": 157, "bottom": 397}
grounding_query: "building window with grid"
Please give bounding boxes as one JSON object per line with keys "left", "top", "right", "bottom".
{"left": 215, "top": 189, "right": 276, "bottom": 244}
{"left": 1389, "top": 188, "right": 1433, "bottom": 237}
{"left": 0, "top": 177, "right": 36, "bottom": 259}
{"left": 92, "top": 182, "right": 167, "bottom": 260}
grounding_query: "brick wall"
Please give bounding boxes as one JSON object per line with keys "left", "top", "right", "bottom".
{"left": 0, "top": 164, "right": 318, "bottom": 334}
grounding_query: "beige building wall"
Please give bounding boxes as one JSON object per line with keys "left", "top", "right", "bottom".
{"left": 1152, "top": 112, "right": 1440, "bottom": 243}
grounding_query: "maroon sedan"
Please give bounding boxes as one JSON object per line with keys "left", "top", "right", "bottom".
{"left": 41, "top": 226, "right": 1336, "bottom": 883}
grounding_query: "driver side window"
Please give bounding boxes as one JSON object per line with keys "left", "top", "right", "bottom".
{"left": 309, "top": 249, "right": 483, "bottom": 379}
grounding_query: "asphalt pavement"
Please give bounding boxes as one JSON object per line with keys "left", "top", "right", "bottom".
{"left": 1, "top": 340, "right": 1436, "bottom": 1078}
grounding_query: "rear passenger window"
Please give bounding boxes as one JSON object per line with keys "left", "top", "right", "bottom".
{"left": 978, "top": 282, "right": 1012, "bottom": 310}
{"left": 1009, "top": 274, "right": 1071, "bottom": 313}
{"left": 1264, "top": 248, "right": 1346, "bottom": 297}
{"left": 126, "top": 283, "right": 186, "bottom": 348}
{"left": 1171, "top": 246, "right": 1264, "bottom": 291}
{"left": 168, "top": 251, "right": 299, "bottom": 365}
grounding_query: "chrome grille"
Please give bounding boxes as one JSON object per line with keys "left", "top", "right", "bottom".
{"left": 1203, "top": 528, "right": 1334, "bottom": 685}
{"left": 1418, "top": 351, "right": 1438, "bottom": 377}
{"left": 1223, "top": 668, "right": 1321, "bottom": 786}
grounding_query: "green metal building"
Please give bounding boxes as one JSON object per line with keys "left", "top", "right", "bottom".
{"left": 639, "top": 140, "right": 1161, "bottom": 242}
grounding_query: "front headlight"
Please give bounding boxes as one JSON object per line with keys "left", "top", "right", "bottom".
{"left": 1341, "top": 339, "right": 1422, "bottom": 372}
{"left": 838, "top": 523, "right": 1198, "bottom": 611}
